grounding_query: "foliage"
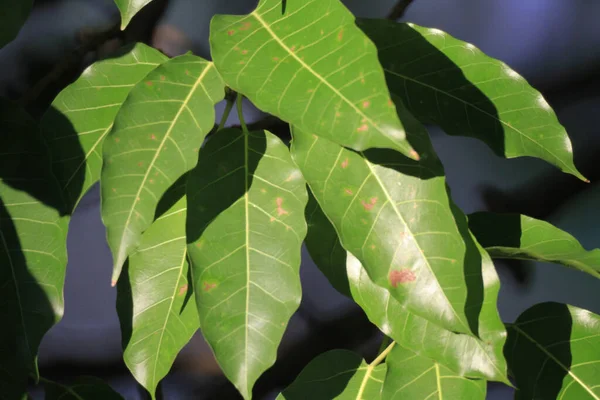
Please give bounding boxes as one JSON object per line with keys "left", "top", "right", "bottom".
{"left": 1, "top": 0, "right": 598, "bottom": 399}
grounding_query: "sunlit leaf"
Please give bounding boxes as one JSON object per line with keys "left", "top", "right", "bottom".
{"left": 42, "top": 43, "right": 167, "bottom": 212}
{"left": 114, "top": 0, "right": 153, "bottom": 30}
{"left": 506, "top": 302, "right": 600, "bottom": 400}
{"left": 101, "top": 54, "right": 224, "bottom": 285}
{"left": 44, "top": 377, "right": 123, "bottom": 400}
{"left": 383, "top": 344, "right": 486, "bottom": 399}
{"left": 210, "top": 0, "right": 417, "bottom": 159}
{"left": 186, "top": 129, "right": 307, "bottom": 399}
{"left": 290, "top": 107, "right": 484, "bottom": 336}
{"left": 277, "top": 349, "right": 386, "bottom": 400}
{"left": 469, "top": 212, "right": 600, "bottom": 279}
{"left": 0, "top": 102, "right": 68, "bottom": 397}
{"left": 358, "top": 19, "right": 586, "bottom": 181}
{"left": 0, "top": 0, "right": 31, "bottom": 48}
{"left": 117, "top": 182, "right": 197, "bottom": 399}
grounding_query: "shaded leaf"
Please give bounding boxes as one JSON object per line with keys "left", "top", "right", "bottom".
{"left": 210, "top": 0, "right": 417, "bottom": 159}
{"left": 277, "top": 349, "right": 386, "bottom": 400}
{"left": 101, "top": 54, "right": 224, "bottom": 284}
{"left": 383, "top": 344, "right": 486, "bottom": 399}
{"left": 506, "top": 302, "right": 600, "bottom": 400}
{"left": 290, "top": 108, "right": 484, "bottom": 336}
{"left": 469, "top": 212, "right": 600, "bottom": 279}
{"left": 44, "top": 377, "right": 123, "bottom": 400}
{"left": 117, "top": 185, "right": 197, "bottom": 399}
{"left": 42, "top": 43, "right": 167, "bottom": 212}
{"left": 114, "top": 0, "right": 153, "bottom": 30}
{"left": 0, "top": 0, "right": 31, "bottom": 48}
{"left": 0, "top": 102, "right": 68, "bottom": 397}
{"left": 186, "top": 129, "right": 307, "bottom": 399}
{"left": 358, "top": 19, "right": 585, "bottom": 180}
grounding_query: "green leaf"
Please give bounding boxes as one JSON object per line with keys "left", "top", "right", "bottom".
{"left": 0, "top": 102, "right": 68, "bottom": 396}
{"left": 0, "top": 0, "right": 32, "bottom": 48}
{"left": 358, "top": 19, "right": 586, "bottom": 181}
{"left": 44, "top": 377, "right": 123, "bottom": 400}
{"left": 114, "top": 0, "right": 153, "bottom": 30}
{"left": 383, "top": 344, "right": 486, "bottom": 399}
{"left": 209, "top": 0, "right": 417, "bottom": 159}
{"left": 117, "top": 183, "right": 197, "bottom": 399}
{"left": 290, "top": 108, "right": 483, "bottom": 336}
{"left": 187, "top": 129, "right": 307, "bottom": 399}
{"left": 42, "top": 43, "right": 167, "bottom": 212}
{"left": 506, "top": 302, "right": 600, "bottom": 400}
{"left": 101, "top": 54, "right": 224, "bottom": 285}
{"left": 469, "top": 212, "right": 600, "bottom": 280}
{"left": 277, "top": 349, "right": 386, "bottom": 400}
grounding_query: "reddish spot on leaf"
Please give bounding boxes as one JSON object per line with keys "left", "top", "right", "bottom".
{"left": 270, "top": 217, "right": 276, "bottom": 222}
{"left": 291, "top": 45, "right": 296, "bottom": 52}
{"left": 150, "top": 134, "right": 157, "bottom": 140}
{"left": 160, "top": 75, "right": 166, "bottom": 81}
{"left": 241, "top": 50, "right": 248, "bottom": 55}
{"left": 185, "top": 70, "right": 190, "bottom": 75}
{"left": 389, "top": 269, "right": 416, "bottom": 287}
{"left": 410, "top": 150, "right": 420, "bottom": 161}
{"left": 337, "top": 28, "right": 344, "bottom": 41}
{"left": 344, "top": 188, "right": 353, "bottom": 195}
{"left": 361, "top": 197, "right": 378, "bottom": 211}
{"left": 239, "top": 21, "right": 252, "bottom": 31}
{"left": 146, "top": 81, "right": 153, "bottom": 87}
{"left": 114, "top": 137, "right": 120, "bottom": 143}
{"left": 138, "top": 161, "right": 144, "bottom": 167}
{"left": 276, "top": 197, "right": 289, "bottom": 216}
{"left": 341, "top": 158, "right": 349, "bottom": 169}
{"left": 203, "top": 282, "right": 216, "bottom": 292}
{"left": 227, "top": 30, "right": 235, "bottom": 36}
{"left": 362, "top": 101, "right": 370, "bottom": 109}
{"left": 370, "top": 244, "right": 376, "bottom": 250}
{"left": 387, "top": 99, "right": 394, "bottom": 107}
{"left": 149, "top": 179, "right": 154, "bottom": 184}
{"left": 273, "top": 56, "right": 280, "bottom": 62}
{"left": 178, "top": 284, "right": 188, "bottom": 296}
{"left": 357, "top": 124, "right": 369, "bottom": 133}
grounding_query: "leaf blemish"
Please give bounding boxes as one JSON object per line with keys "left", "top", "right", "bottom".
{"left": 276, "top": 197, "right": 289, "bottom": 216}
{"left": 344, "top": 188, "right": 353, "bottom": 195}
{"left": 160, "top": 75, "right": 166, "bottom": 81}
{"left": 337, "top": 28, "right": 344, "bottom": 41}
{"left": 362, "top": 101, "right": 370, "bottom": 109}
{"left": 361, "top": 197, "right": 378, "bottom": 211}
{"left": 390, "top": 269, "right": 416, "bottom": 287}
{"left": 239, "top": 21, "right": 252, "bottom": 31}
{"left": 203, "top": 282, "right": 216, "bottom": 292}
{"left": 227, "top": 30, "right": 235, "bottom": 36}
{"left": 178, "top": 284, "right": 188, "bottom": 295}
{"left": 341, "top": 158, "right": 349, "bottom": 168}
{"left": 357, "top": 124, "right": 369, "bottom": 133}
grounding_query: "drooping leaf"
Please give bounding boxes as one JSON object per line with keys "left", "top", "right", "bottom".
{"left": 506, "top": 302, "right": 600, "bottom": 400}
{"left": 44, "top": 377, "right": 123, "bottom": 400}
{"left": 117, "top": 182, "right": 197, "bottom": 399}
{"left": 114, "top": 0, "right": 153, "bottom": 30}
{"left": 209, "top": 0, "right": 417, "bottom": 159}
{"left": 0, "top": 102, "right": 68, "bottom": 397}
{"left": 101, "top": 54, "right": 224, "bottom": 285}
{"left": 290, "top": 107, "right": 484, "bottom": 336}
{"left": 186, "top": 129, "right": 307, "bottom": 399}
{"left": 469, "top": 212, "right": 600, "bottom": 279}
{"left": 0, "top": 0, "right": 32, "bottom": 48}
{"left": 383, "top": 345, "right": 486, "bottom": 399}
{"left": 277, "top": 349, "right": 386, "bottom": 400}
{"left": 42, "top": 43, "right": 167, "bottom": 212}
{"left": 358, "top": 19, "right": 586, "bottom": 181}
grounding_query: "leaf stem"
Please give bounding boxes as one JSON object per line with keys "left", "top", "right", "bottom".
{"left": 218, "top": 95, "right": 235, "bottom": 131}
{"left": 356, "top": 341, "right": 396, "bottom": 398}
{"left": 377, "top": 335, "right": 392, "bottom": 355}
{"left": 236, "top": 94, "right": 249, "bottom": 134}
{"left": 387, "top": 0, "right": 415, "bottom": 20}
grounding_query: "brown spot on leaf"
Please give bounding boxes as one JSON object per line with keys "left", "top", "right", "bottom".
{"left": 114, "top": 137, "right": 120, "bottom": 143}
{"left": 276, "top": 197, "right": 289, "bottom": 216}
{"left": 178, "top": 284, "right": 188, "bottom": 296}
{"left": 370, "top": 244, "right": 376, "bottom": 250}
{"left": 150, "top": 134, "right": 157, "bottom": 140}
{"left": 146, "top": 81, "right": 153, "bottom": 86}
{"left": 227, "top": 30, "right": 235, "bottom": 36}
{"left": 241, "top": 49, "right": 248, "bottom": 55}
{"left": 341, "top": 158, "right": 349, "bottom": 169}
{"left": 185, "top": 70, "right": 190, "bottom": 75}
{"left": 390, "top": 269, "right": 416, "bottom": 287}
{"left": 138, "top": 161, "right": 144, "bottom": 167}
{"left": 239, "top": 21, "right": 252, "bottom": 31}
{"left": 357, "top": 124, "right": 369, "bottom": 133}
{"left": 337, "top": 28, "right": 344, "bottom": 41}
{"left": 291, "top": 45, "right": 296, "bottom": 52}
{"left": 160, "top": 75, "right": 166, "bottom": 81}
{"left": 203, "top": 282, "right": 216, "bottom": 292}
{"left": 273, "top": 56, "right": 279, "bottom": 62}
{"left": 387, "top": 99, "right": 394, "bottom": 107}
{"left": 410, "top": 150, "right": 420, "bottom": 161}
{"left": 361, "top": 197, "right": 378, "bottom": 211}
{"left": 362, "top": 101, "right": 370, "bottom": 109}
{"left": 344, "top": 188, "right": 353, "bottom": 195}
{"left": 270, "top": 217, "right": 276, "bottom": 222}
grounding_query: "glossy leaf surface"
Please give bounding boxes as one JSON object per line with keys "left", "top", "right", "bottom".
{"left": 114, "top": 0, "right": 153, "bottom": 30}
{"left": 277, "top": 350, "right": 386, "bottom": 400}
{"left": 117, "top": 186, "right": 197, "bottom": 399}
{"left": 291, "top": 111, "right": 483, "bottom": 335}
{"left": 0, "top": 0, "right": 31, "bottom": 48}
{"left": 210, "top": 0, "right": 417, "bottom": 158}
{"left": 187, "top": 129, "right": 307, "bottom": 399}
{"left": 383, "top": 345, "right": 486, "bottom": 399}
{"left": 0, "top": 103, "right": 68, "bottom": 397}
{"left": 469, "top": 212, "right": 600, "bottom": 279}
{"left": 42, "top": 43, "right": 167, "bottom": 212}
{"left": 506, "top": 302, "right": 600, "bottom": 400}
{"left": 44, "top": 377, "right": 123, "bottom": 400}
{"left": 101, "top": 54, "right": 224, "bottom": 284}
{"left": 359, "top": 19, "right": 585, "bottom": 180}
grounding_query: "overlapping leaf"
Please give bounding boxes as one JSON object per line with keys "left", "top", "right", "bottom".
{"left": 0, "top": 0, "right": 31, "bottom": 48}
{"left": 358, "top": 19, "right": 586, "bottom": 180}
{"left": 506, "top": 302, "right": 600, "bottom": 399}
{"left": 114, "top": 0, "right": 153, "bottom": 30}
{"left": 383, "top": 345, "right": 486, "bottom": 399}
{"left": 209, "top": 0, "right": 417, "bottom": 159}
{"left": 101, "top": 54, "right": 224, "bottom": 284}
{"left": 290, "top": 107, "right": 484, "bottom": 336}
{"left": 277, "top": 349, "right": 386, "bottom": 400}
{"left": 44, "top": 377, "right": 123, "bottom": 400}
{"left": 469, "top": 212, "right": 600, "bottom": 279}
{"left": 42, "top": 43, "right": 167, "bottom": 212}
{"left": 117, "top": 183, "right": 197, "bottom": 399}
{"left": 0, "top": 102, "right": 68, "bottom": 397}
{"left": 186, "top": 129, "right": 307, "bottom": 399}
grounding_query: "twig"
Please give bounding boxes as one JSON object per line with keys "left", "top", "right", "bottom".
{"left": 387, "top": 0, "right": 415, "bottom": 20}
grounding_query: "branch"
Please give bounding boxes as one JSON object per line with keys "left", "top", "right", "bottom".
{"left": 387, "top": 0, "right": 415, "bottom": 20}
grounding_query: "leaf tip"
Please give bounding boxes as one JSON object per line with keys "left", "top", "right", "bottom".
{"left": 409, "top": 149, "right": 420, "bottom": 161}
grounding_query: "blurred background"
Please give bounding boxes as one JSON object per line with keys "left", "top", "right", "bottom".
{"left": 3, "top": 0, "right": 600, "bottom": 398}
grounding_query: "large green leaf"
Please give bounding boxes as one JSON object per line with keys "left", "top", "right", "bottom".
{"left": 0, "top": 0, "right": 32, "bottom": 48}
{"left": 44, "top": 377, "right": 123, "bottom": 400}
{"left": 469, "top": 212, "right": 600, "bottom": 279}
{"left": 117, "top": 183, "right": 197, "bottom": 399}
{"left": 506, "top": 302, "right": 600, "bottom": 400}
{"left": 358, "top": 19, "right": 586, "bottom": 181}
{"left": 114, "top": 0, "right": 153, "bottom": 30}
{"left": 209, "top": 0, "right": 417, "bottom": 159}
{"left": 383, "top": 345, "right": 486, "bottom": 399}
{"left": 101, "top": 54, "right": 224, "bottom": 285}
{"left": 42, "top": 43, "right": 167, "bottom": 212}
{"left": 186, "top": 129, "right": 307, "bottom": 399}
{"left": 290, "top": 108, "right": 484, "bottom": 336}
{"left": 277, "top": 349, "right": 386, "bottom": 400}
{"left": 0, "top": 102, "right": 68, "bottom": 397}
